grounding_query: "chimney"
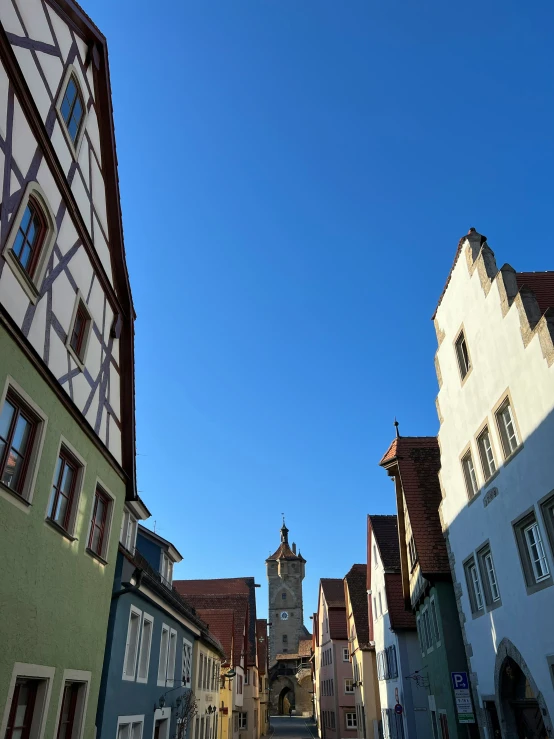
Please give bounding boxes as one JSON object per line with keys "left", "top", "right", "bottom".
{"left": 292, "top": 543, "right": 297, "bottom": 554}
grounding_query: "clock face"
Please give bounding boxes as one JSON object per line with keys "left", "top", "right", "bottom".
{"left": 281, "top": 611, "right": 289, "bottom": 620}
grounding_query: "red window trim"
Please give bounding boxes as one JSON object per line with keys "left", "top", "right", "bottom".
{"left": 5, "top": 680, "right": 38, "bottom": 739}
{"left": 88, "top": 487, "right": 110, "bottom": 556}
{"left": 56, "top": 682, "right": 80, "bottom": 739}
{"left": 0, "top": 390, "right": 38, "bottom": 496}
{"left": 69, "top": 302, "right": 89, "bottom": 358}
{"left": 49, "top": 449, "right": 79, "bottom": 531}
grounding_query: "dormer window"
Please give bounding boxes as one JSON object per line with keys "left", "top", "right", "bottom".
{"left": 120, "top": 509, "right": 138, "bottom": 553}
{"left": 61, "top": 75, "right": 84, "bottom": 143}
{"left": 160, "top": 552, "right": 173, "bottom": 587}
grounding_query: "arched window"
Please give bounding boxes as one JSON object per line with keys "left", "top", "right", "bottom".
{"left": 60, "top": 74, "right": 85, "bottom": 143}
{"left": 281, "top": 592, "right": 286, "bottom": 600}
{"left": 12, "top": 198, "right": 46, "bottom": 277}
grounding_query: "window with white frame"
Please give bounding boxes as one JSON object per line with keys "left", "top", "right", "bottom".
{"left": 495, "top": 398, "right": 520, "bottom": 458}
{"left": 464, "top": 558, "right": 484, "bottom": 614}
{"left": 182, "top": 639, "right": 193, "bottom": 688}
{"left": 238, "top": 713, "right": 247, "bottom": 729}
{"left": 342, "top": 647, "right": 349, "bottom": 662}
{"left": 476, "top": 544, "right": 501, "bottom": 607}
{"left": 344, "top": 678, "right": 354, "bottom": 694}
{"left": 123, "top": 606, "right": 142, "bottom": 680}
{"left": 55, "top": 677, "right": 89, "bottom": 739}
{"left": 430, "top": 598, "right": 440, "bottom": 644}
{"left": 120, "top": 509, "right": 138, "bottom": 553}
{"left": 117, "top": 716, "right": 144, "bottom": 739}
{"left": 345, "top": 712, "right": 357, "bottom": 729}
{"left": 166, "top": 629, "right": 177, "bottom": 687}
{"left": 160, "top": 552, "right": 173, "bottom": 587}
{"left": 422, "top": 608, "right": 433, "bottom": 650}
{"left": 461, "top": 449, "right": 479, "bottom": 499}
{"left": 378, "top": 591, "right": 383, "bottom": 617}
{"left": 455, "top": 330, "right": 471, "bottom": 379}
{"left": 477, "top": 426, "right": 496, "bottom": 481}
{"left": 244, "top": 668, "right": 249, "bottom": 685}
{"left": 136, "top": 613, "right": 153, "bottom": 683}
{"left": 158, "top": 625, "right": 170, "bottom": 685}
{"left": 373, "top": 544, "right": 379, "bottom": 568}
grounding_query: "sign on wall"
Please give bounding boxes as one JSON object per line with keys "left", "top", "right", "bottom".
{"left": 451, "top": 672, "right": 475, "bottom": 724}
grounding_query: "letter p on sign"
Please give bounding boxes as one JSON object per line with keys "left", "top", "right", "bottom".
{"left": 451, "top": 672, "right": 469, "bottom": 690}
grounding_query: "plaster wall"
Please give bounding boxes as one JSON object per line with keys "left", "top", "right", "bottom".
{"left": 435, "top": 238, "right": 554, "bottom": 715}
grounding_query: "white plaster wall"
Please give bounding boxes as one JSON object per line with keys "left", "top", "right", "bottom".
{"left": 436, "top": 240, "right": 554, "bottom": 706}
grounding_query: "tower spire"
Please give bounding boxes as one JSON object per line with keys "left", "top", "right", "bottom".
{"left": 280, "top": 514, "right": 289, "bottom": 544}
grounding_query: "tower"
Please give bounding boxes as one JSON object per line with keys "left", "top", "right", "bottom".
{"left": 266, "top": 518, "right": 308, "bottom": 664}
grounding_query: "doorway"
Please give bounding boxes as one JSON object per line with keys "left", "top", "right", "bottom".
{"left": 500, "top": 657, "right": 547, "bottom": 738}
{"left": 278, "top": 687, "right": 294, "bottom": 715}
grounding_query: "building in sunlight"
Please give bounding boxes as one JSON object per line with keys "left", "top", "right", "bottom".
{"left": 434, "top": 228, "right": 554, "bottom": 737}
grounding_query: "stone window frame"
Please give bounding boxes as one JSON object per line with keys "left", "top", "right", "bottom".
{"left": 512, "top": 506, "right": 553, "bottom": 596}
{"left": 474, "top": 418, "right": 499, "bottom": 487}
{"left": 475, "top": 540, "right": 502, "bottom": 612}
{"left": 453, "top": 323, "right": 473, "bottom": 385}
{"left": 0, "top": 375, "right": 49, "bottom": 512}
{"left": 2, "top": 181, "right": 58, "bottom": 305}
{"left": 538, "top": 489, "right": 554, "bottom": 559}
{"left": 459, "top": 443, "right": 480, "bottom": 503}
{"left": 492, "top": 389, "right": 523, "bottom": 463}
{"left": 52, "top": 669, "right": 91, "bottom": 739}
{"left": 0, "top": 663, "right": 56, "bottom": 739}
{"left": 463, "top": 553, "right": 485, "bottom": 619}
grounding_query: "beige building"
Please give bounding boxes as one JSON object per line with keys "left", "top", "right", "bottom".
{"left": 343, "top": 565, "right": 380, "bottom": 739}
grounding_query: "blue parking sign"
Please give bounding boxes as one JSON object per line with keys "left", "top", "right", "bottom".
{"left": 451, "top": 672, "right": 469, "bottom": 690}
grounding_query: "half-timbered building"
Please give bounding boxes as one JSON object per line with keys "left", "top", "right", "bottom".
{"left": 0, "top": 2, "right": 138, "bottom": 738}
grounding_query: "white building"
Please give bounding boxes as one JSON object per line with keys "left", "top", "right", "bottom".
{"left": 368, "top": 515, "right": 431, "bottom": 739}
{"left": 434, "top": 228, "right": 554, "bottom": 738}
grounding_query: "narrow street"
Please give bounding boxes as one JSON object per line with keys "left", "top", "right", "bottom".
{"left": 268, "top": 717, "right": 317, "bottom": 739}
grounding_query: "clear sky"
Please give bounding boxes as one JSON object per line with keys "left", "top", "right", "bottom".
{"left": 84, "top": 0, "right": 553, "bottom": 626}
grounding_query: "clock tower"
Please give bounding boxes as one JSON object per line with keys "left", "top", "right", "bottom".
{"left": 266, "top": 518, "right": 308, "bottom": 665}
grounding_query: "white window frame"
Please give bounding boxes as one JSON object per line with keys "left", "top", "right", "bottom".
{"left": 238, "top": 713, "right": 247, "bottom": 729}
{"left": 116, "top": 715, "right": 145, "bottom": 739}
{"left": 137, "top": 613, "right": 154, "bottom": 684}
{"left": 469, "top": 563, "right": 484, "bottom": 610}
{"left": 430, "top": 597, "right": 441, "bottom": 645}
{"left": 477, "top": 426, "right": 496, "bottom": 481}
{"left": 483, "top": 552, "right": 500, "bottom": 602}
{"left": 122, "top": 606, "right": 142, "bottom": 681}
{"left": 345, "top": 712, "right": 357, "bottom": 729}
{"left": 344, "top": 678, "right": 354, "bottom": 694}
{"left": 120, "top": 508, "right": 138, "bottom": 553}
{"left": 495, "top": 397, "right": 520, "bottom": 458}
{"left": 524, "top": 522, "right": 550, "bottom": 582}
{"left": 182, "top": 638, "right": 193, "bottom": 688}
{"left": 160, "top": 552, "right": 174, "bottom": 586}
{"left": 166, "top": 629, "right": 178, "bottom": 688}
{"left": 1, "top": 182, "right": 58, "bottom": 304}
{"left": 461, "top": 449, "right": 479, "bottom": 499}
{"left": 158, "top": 624, "right": 170, "bottom": 686}
{"left": 0, "top": 376, "right": 48, "bottom": 511}
{"left": 455, "top": 330, "right": 471, "bottom": 379}
{"left": 52, "top": 670, "right": 91, "bottom": 739}
{"left": 0, "top": 663, "right": 56, "bottom": 739}
{"left": 342, "top": 647, "right": 349, "bottom": 662}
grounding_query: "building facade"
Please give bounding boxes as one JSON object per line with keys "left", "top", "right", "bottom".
{"left": 368, "top": 516, "right": 430, "bottom": 739}
{"left": 343, "top": 564, "right": 380, "bottom": 739}
{"left": 0, "top": 2, "right": 137, "bottom": 739}
{"left": 314, "top": 579, "right": 356, "bottom": 739}
{"left": 380, "top": 436, "right": 478, "bottom": 739}
{"left": 434, "top": 228, "right": 554, "bottom": 738}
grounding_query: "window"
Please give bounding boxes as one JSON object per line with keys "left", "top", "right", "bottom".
{"left": 422, "top": 609, "right": 433, "bottom": 650}
{"left": 496, "top": 398, "right": 519, "bottom": 458}
{"left": 158, "top": 625, "right": 170, "bottom": 685}
{"left": 464, "top": 559, "right": 484, "bottom": 614}
{"left": 160, "top": 552, "right": 173, "bottom": 587}
{"left": 238, "top": 713, "right": 247, "bottom": 729}
{"left": 10, "top": 199, "right": 46, "bottom": 278}
{"left": 237, "top": 674, "right": 243, "bottom": 694}
{"left": 66, "top": 297, "right": 92, "bottom": 367}
{"left": 87, "top": 486, "right": 111, "bottom": 559}
{"left": 476, "top": 545, "right": 501, "bottom": 607}
{"left": 372, "top": 597, "right": 377, "bottom": 620}
{"left": 281, "top": 592, "right": 286, "bottom": 599}
{"left": 56, "top": 682, "right": 87, "bottom": 739}
{"left": 120, "top": 509, "right": 138, "bottom": 553}
{"left": 5, "top": 680, "right": 39, "bottom": 739}
{"left": 166, "top": 629, "right": 177, "bottom": 687}
{"left": 455, "top": 330, "right": 471, "bottom": 379}
{"left": 524, "top": 522, "right": 549, "bottom": 582}
{"left": 408, "top": 535, "right": 418, "bottom": 570}
{"left": 123, "top": 606, "right": 142, "bottom": 680}
{"left": 346, "top": 713, "right": 357, "bottom": 730}
{"left": 60, "top": 75, "right": 84, "bottom": 143}
{"left": 430, "top": 598, "right": 440, "bottom": 644}
{"left": 182, "top": 639, "right": 193, "bottom": 688}
{"left": 382, "top": 709, "right": 405, "bottom": 739}
{"left": 514, "top": 512, "right": 552, "bottom": 594}
{"left": 117, "top": 717, "right": 144, "bottom": 739}
{"left": 137, "top": 614, "right": 154, "bottom": 683}
{"left": 345, "top": 678, "right": 354, "bottom": 694}
{"left": 0, "top": 390, "right": 39, "bottom": 496}
{"left": 48, "top": 449, "right": 80, "bottom": 533}
{"left": 343, "top": 647, "right": 349, "bottom": 662}
{"left": 378, "top": 591, "right": 383, "bottom": 616}
{"left": 376, "top": 646, "right": 397, "bottom": 680}
{"left": 373, "top": 544, "right": 379, "bottom": 568}
{"left": 204, "top": 657, "right": 211, "bottom": 690}
{"left": 461, "top": 450, "right": 479, "bottom": 499}
{"left": 477, "top": 427, "right": 496, "bottom": 481}
{"left": 282, "top": 635, "right": 287, "bottom": 645}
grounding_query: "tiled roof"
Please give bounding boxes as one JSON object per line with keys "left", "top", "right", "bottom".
{"left": 321, "top": 578, "right": 346, "bottom": 607}
{"left": 516, "top": 272, "right": 554, "bottom": 314}
{"left": 298, "top": 639, "right": 312, "bottom": 657}
{"left": 196, "top": 609, "right": 234, "bottom": 663}
{"left": 380, "top": 436, "right": 450, "bottom": 577}
{"left": 344, "top": 564, "right": 369, "bottom": 647}
{"left": 384, "top": 573, "right": 415, "bottom": 630}
{"left": 368, "top": 515, "right": 401, "bottom": 571}
{"left": 256, "top": 619, "right": 268, "bottom": 675}
{"left": 432, "top": 228, "right": 487, "bottom": 319}
{"left": 173, "top": 588, "right": 249, "bottom": 667}
{"left": 328, "top": 609, "right": 348, "bottom": 640}
{"left": 379, "top": 439, "right": 398, "bottom": 465}
{"left": 266, "top": 542, "right": 306, "bottom": 562}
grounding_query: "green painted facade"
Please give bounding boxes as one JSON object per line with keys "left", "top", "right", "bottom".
{"left": 417, "top": 582, "right": 477, "bottom": 739}
{"left": 0, "top": 326, "right": 127, "bottom": 739}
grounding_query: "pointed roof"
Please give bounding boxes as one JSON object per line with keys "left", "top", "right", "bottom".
{"left": 266, "top": 520, "right": 306, "bottom": 562}
{"left": 344, "top": 564, "right": 369, "bottom": 647}
{"left": 321, "top": 578, "right": 346, "bottom": 608}
{"left": 368, "top": 515, "right": 401, "bottom": 571}
{"left": 196, "top": 609, "right": 234, "bottom": 663}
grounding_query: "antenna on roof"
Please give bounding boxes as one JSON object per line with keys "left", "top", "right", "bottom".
{"left": 394, "top": 418, "right": 400, "bottom": 438}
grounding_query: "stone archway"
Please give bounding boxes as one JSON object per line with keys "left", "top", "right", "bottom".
{"left": 270, "top": 675, "right": 296, "bottom": 715}
{"left": 278, "top": 686, "right": 294, "bottom": 715}
{"left": 494, "top": 638, "right": 553, "bottom": 738}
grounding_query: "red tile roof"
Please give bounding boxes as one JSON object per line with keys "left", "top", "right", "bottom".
{"left": 266, "top": 542, "right": 306, "bottom": 562}
{"left": 256, "top": 619, "right": 268, "bottom": 675}
{"left": 384, "top": 573, "right": 415, "bottom": 630}
{"left": 321, "top": 578, "right": 346, "bottom": 608}
{"left": 516, "top": 272, "right": 554, "bottom": 314}
{"left": 344, "top": 564, "right": 369, "bottom": 647}
{"left": 298, "top": 639, "right": 312, "bottom": 657}
{"left": 379, "top": 439, "right": 398, "bottom": 465}
{"left": 380, "top": 436, "right": 450, "bottom": 577}
{"left": 328, "top": 609, "right": 348, "bottom": 640}
{"left": 196, "top": 609, "right": 234, "bottom": 663}
{"left": 368, "top": 515, "right": 401, "bottom": 571}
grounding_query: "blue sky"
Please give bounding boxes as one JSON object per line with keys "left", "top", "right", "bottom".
{"left": 84, "top": 0, "right": 554, "bottom": 625}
